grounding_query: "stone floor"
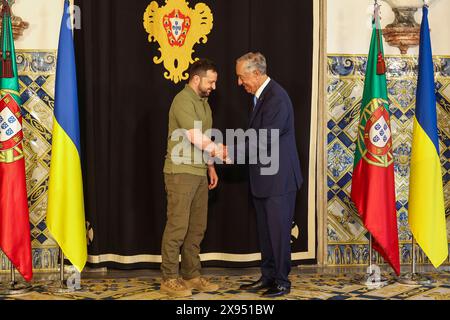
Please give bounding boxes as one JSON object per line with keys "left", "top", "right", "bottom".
{"left": 0, "top": 265, "right": 449, "bottom": 300}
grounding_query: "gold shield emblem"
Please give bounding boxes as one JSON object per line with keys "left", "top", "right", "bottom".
{"left": 143, "top": 0, "right": 213, "bottom": 83}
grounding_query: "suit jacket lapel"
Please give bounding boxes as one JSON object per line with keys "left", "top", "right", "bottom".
{"left": 248, "top": 80, "right": 273, "bottom": 127}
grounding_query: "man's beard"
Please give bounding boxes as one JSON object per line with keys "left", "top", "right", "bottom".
{"left": 198, "top": 87, "right": 211, "bottom": 98}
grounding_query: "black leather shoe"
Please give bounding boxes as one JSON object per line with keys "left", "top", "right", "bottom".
{"left": 261, "top": 285, "right": 290, "bottom": 297}
{"left": 239, "top": 278, "right": 274, "bottom": 291}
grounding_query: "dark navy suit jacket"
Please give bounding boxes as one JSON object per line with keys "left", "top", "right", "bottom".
{"left": 246, "top": 79, "right": 303, "bottom": 198}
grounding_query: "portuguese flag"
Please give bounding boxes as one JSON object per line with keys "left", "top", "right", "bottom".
{"left": 350, "top": 6, "right": 400, "bottom": 275}
{"left": 0, "top": 0, "right": 33, "bottom": 281}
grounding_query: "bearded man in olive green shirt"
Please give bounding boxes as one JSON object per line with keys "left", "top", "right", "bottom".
{"left": 160, "top": 59, "right": 226, "bottom": 297}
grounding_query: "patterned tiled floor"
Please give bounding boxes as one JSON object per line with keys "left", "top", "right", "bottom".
{"left": 0, "top": 266, "right": 449, "bottom": 300}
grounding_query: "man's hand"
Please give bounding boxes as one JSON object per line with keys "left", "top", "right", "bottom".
{"left": 207, "top": 165, "right": 219, "bottom": 190}
{"left": 217, "top": 144, "right": 233, "bottom": 164}
{"left": 214, "top": 143, "right": 227, "bottom": 160}
{"left": 206, "top": 143, "right": 232, "bottom": 164}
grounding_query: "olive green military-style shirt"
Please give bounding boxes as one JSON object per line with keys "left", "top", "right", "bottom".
{"left": 163, "top": 84, "right": 213, "bottom": 176}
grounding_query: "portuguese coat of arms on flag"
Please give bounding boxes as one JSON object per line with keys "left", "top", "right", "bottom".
{"left": 350, "top": 5, "right": 400, "bottom": 275}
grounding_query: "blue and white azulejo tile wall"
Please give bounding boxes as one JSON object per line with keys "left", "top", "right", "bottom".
{"left": 327, "top": 54, "right": 450, "bottom": 267}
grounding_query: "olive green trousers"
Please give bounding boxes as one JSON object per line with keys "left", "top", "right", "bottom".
{"left": 161, "top": 173, "right": 208, "bottom": 280}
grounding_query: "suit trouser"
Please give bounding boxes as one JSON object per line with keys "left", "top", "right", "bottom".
{"left": 161, "top": 173, "right": 208, "bottom": 280}
{"left": 252, "top": 191, "right": 296, "bottom": 288}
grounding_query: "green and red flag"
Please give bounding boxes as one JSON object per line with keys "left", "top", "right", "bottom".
{"left": 0, "top": 0, "right": 33, "bottom": 281}
{"left": 350, "top": 5, "right": 400, "bottom": 275}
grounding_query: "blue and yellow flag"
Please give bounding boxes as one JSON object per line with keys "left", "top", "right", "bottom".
{"left": 408, "top": 6, "right": 448, "bottom": 268}
{"left": 47, "top": 0, "right": 87, "bottom": 272}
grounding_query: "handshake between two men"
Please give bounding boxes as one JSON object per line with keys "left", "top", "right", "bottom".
{"left": 208, "top": 142, "right": 231, "bottom": 164}
{"left": 186, "top": 128, "right": 232, "bottom": 165}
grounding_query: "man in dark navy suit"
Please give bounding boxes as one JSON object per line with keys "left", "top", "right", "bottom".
{"left": 235, "top": 52, "right": 302, "bottom": 297}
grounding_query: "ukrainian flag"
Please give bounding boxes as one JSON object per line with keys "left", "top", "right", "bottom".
{"left": 47, "top": 0, "right": 87, "bottom": 272}
{"left": 408, "top": 6, "right": 448, "bottom": 268}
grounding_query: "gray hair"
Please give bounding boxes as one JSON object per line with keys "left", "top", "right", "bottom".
{"left": 236, "top": 52, "right": 267, "bottom": 75}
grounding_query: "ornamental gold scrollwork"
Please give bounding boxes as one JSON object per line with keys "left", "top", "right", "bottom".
{"left": 143, "top": 0, "right": 213, "bottom": 83}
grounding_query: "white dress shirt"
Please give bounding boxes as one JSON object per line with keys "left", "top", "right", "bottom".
{"left": 255, "top": 77, "right": 271, "bottom": 100}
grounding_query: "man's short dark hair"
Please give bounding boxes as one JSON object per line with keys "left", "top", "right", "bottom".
{"left": 188, "top": 59, "right": 217, "bottom": 81}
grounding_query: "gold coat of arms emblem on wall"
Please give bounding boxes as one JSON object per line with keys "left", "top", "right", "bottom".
{"left": 143, "top": 0, "right": 213, "bottom": 83}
